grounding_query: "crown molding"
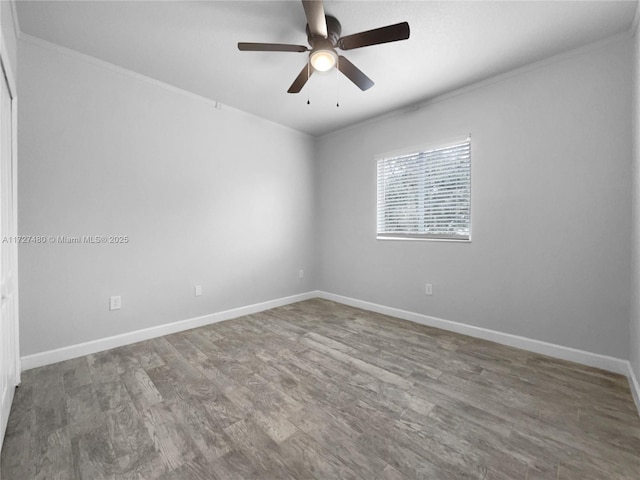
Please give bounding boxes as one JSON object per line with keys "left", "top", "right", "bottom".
{"left": 320, "top": 29, "right": 632, "bottom": 140}
{"left": 631, "top": 0, "right": 640, "bottom": 36}
{"left": 18, "top": 32, "right": 313, "bottom": 140}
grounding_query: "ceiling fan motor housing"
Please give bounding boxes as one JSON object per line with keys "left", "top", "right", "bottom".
{"left": 307, "top": 15, "right": 342, "bottom": 47}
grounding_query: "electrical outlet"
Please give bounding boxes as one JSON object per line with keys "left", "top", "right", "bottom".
{"left": 195, "top": 285, "right": 202, "bottom": 297}
{"left": 425, "top": 284, "right": 433, "bottom": 295}
{"left": 109, "top": 296, "right": 121, "bottom": 310}
{"left": 299, "top": 269, "right": 304, "bottom": 279}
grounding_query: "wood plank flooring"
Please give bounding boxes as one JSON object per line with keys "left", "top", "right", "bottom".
{"left": 2, "top": 298, "right": 639, "bottom": 479}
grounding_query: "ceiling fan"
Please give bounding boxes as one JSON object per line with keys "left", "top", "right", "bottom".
{"left": 237, "top": 0, "right": 410, "bottom": 93}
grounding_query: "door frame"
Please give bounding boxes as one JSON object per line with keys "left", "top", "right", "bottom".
{"left": 6, "top": 51, "right": 18, "bottom": 387}
{"left": 0, "top": 20, "right": 19, "bottom": 441}
{"left": 0, "top": 28, "right": 19, "bottom": 453}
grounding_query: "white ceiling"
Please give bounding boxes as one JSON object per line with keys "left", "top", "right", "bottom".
{"left": 15, "top": 1, "right": 638, "bottom": 136}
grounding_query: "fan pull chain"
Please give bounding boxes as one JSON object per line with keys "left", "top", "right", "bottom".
{"left": 336, "top": 57, "right": 340, "bottom": 107}
{"left": 307, "top": 59, "right": 311, "bottom": 105}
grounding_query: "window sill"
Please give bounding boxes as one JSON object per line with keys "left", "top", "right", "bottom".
{"left": 376, "top": 235, "right": 471, "bottom": 243}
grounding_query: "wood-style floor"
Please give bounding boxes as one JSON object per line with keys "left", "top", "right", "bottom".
{"left": 1, "top": 299, "right": 639, "bottom": 479}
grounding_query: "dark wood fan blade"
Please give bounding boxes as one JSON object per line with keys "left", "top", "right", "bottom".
{"left": 337, "top": 56, "right": 374, "bottom": 91}
{"left": 337, "top": 22, "right": 410, "bottom": 50}
{"left": 238, "top": 42, "right": 308, "bottom": 52}
{"left": 288, "top": 64, "right": 314, "bottom": 93}
{"left": 302, "top": 0, "right": 328, "bottom": 38}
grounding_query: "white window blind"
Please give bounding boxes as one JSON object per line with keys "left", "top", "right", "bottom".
{"left": 377, "top": 139, "right": 471, "bottom": 241}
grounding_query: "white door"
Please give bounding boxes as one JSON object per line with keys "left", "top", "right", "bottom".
{"left": 0, "top": 52, "right": 18, "bottom": 450}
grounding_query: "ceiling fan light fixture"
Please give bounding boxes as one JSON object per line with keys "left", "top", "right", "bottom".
{"left": 310, "top": 48, "right": 337, "bottom": 72}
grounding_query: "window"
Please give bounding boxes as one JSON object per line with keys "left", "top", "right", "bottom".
{"left": 376, "top": 138, "right": 471, "bottom": 241}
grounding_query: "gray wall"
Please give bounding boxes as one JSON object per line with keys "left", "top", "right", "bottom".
{"left": 17, "top": 29, "right": 635, "bottom": 363}
{"left": 18, "top": 40, "right": 317, "bottom": 356}
{"left": 316, "top": 37, "right": 632, "bottom": 359}
{"left": 631, "top": 25, "right": 640, "bottom": 382}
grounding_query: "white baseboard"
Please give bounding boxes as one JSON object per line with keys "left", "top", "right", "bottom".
{"left": 21, "top": 291, "right": 319, "bottom": 371}
{"left": 317, "top": 291, "right": 630, "bottom": 376}
{"left": 628, "top": 363, "right": 640, "bottom": 415}
{"left": 19, "top": 289, "right": 640, "bottom": 417}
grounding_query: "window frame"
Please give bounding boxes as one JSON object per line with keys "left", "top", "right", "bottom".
{"left": 375, "top": 135, "right": 472, "bottom": 243}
